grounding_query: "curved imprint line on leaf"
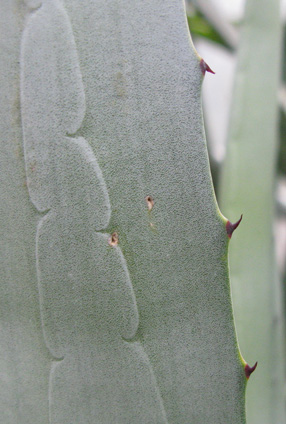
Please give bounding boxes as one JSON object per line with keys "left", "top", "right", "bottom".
{"left": 21, "top": 0, "right": 137, "bottom": 344}
{"left": 21, "top": 0, "right": 168, "bottom": 421}
{"left": 35, "top": 211, "right": 65, "bottom": 361}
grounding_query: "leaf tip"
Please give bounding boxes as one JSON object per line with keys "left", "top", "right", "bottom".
{"left": 200, "top": 58, "right": 215, "bottom": 76}
{"left": 226, "top": 214, "right": 243, "bottom": 238}
{"left": 245, "top": 361, "right": 258, "bottom": 379}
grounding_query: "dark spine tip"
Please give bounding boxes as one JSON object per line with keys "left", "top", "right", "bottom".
{"left": 226, "top": 214, "right": 243, "bottom": 238}
{"left": 200, "top": 58, "right": 215, "bottom": 76}
{"left": 245, "top": 362, "right": 258, "bottom": 379}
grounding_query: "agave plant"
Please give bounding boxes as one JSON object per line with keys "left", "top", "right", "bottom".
{"left": 0, "top": 0, "right": 260, "bottom": 422}
{"left": 219, "top": 0, "right": 286, "bottom": 423}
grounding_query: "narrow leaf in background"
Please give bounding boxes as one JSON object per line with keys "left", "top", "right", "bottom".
{"left": 219, "top": 0, "right": 286, "bottom": 422}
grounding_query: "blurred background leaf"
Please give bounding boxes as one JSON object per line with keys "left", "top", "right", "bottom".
{"left": 186, "top": 0, "right": 286, "bottom": 422}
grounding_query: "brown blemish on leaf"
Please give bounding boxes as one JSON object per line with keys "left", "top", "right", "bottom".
{"left": 226, "top": 215, "right": 243, "bottom": 238}
{"left": 145, "top": 195, "right": 154, "bottom": 211}
{"left": 245, "top": 362, "right": 258, "bottom": 379}
{"left": 108, "top": 232, "right": 119, "bottom": 247}
{"left": 200, "top": 58, "right": 215, "bottom": 76}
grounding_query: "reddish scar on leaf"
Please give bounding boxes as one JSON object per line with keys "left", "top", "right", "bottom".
{"left": 245, "top": 362, "right": 258, "bottom": 379}
{"left": 108, "top": 232, "right": 119, "bottom": 247}
{"left": 226, "top": 215, "right": 243, "bottom": 238}
{"left": 200, "top": 58, "right": 215, "bottom": 76}
{"left": 145, "top": 195, "right": 154, "bottom": 211}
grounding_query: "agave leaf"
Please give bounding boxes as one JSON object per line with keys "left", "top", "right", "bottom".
{"left": 219, "top": 0, "right": 286, "bottom": 422}
{"left": 1, "top": 0, "right": 246, "bottom": 422}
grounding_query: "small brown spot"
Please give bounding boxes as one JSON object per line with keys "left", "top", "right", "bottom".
{"left": 245, "top": 362, "right": 258, "bottom": 379}
{"left": 200, "top": 58, "right": 215, "bottom": 76}
{"left": 108, "top": 232, "right": 119, "bottom": 247}
{"left": 145, "top": 195, "right": 154, "bottom": 211}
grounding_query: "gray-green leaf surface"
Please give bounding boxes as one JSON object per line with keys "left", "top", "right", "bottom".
{"left": 1, "top": 0, "right": 246, "bottom": 422}
{"left": 219, "top": 0, "right": 286, "bottom": 422}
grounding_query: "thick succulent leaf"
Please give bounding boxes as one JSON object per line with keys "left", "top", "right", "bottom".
{"left": 1, "top": 0, "right": 246, "bottom": 422}
{"left": 0, "top": 3, "right": 52, "bottom": 424}
{"left": 219, "top": 0, "right": 286, "bottom": 423}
